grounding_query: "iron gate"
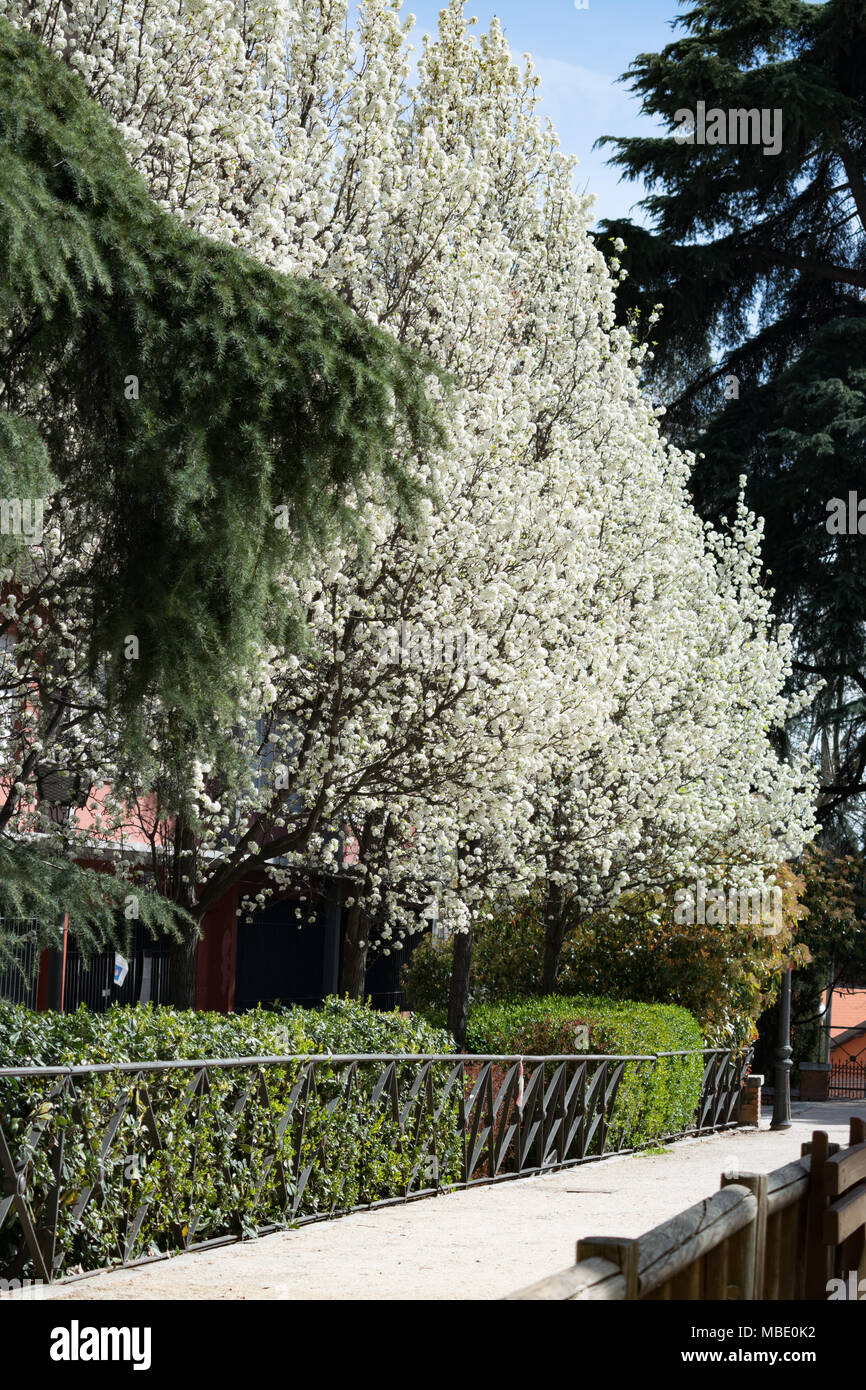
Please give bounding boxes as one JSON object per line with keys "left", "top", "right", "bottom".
{"left": 60, "top": 924, "right": 172, "bottom": 1012}
{"left": 829, "top": 1057, "right": 866, "bottom": 1099}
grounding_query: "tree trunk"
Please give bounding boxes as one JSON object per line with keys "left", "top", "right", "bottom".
{"left": 541, "top": 885, "right": 567, "bottom": 994}
{"left": 339, "top": 818, "right": 377, "bottom": 998}
{"left": 169, "top": 921, "right": 199, "bottom": 1010}
{"left": 339, "top": 900, "right": 369, "bottom": 998}
{"left": 447, "top": 923, "right": 473, "bottom": 1049}
{"left": 168, "top": 816, "right": 199, "bottom": 1010}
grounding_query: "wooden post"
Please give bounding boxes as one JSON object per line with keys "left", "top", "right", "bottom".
{"left": 765, "top": 1209, "right": 783, "bottom": 1299}
{"left": 804, "top": 1129, "right": 831, "bottom": 1299}
{"left": 782, "top": 1197, "right": 803, "bottom": 1299}
{"left": 838, "top": 1116, "right": 866, "bottom": 1282}
{"left": 717, "top": 1173, "right": 761, "bottom": 1301}
{"left": 721, "top": 1172, "right": 766, "bottom": 1299}
{"left": 577, "top": 1236, "right": 639, "bottom": 1299}
{"left": 703, "top": 1238, "right": 729, "bottom": 1299}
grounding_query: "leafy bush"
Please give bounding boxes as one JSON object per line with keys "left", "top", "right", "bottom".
{"left": 403, "top": 920, "right": 541, "bottom": 1015}
{"left": 402, "top": 895, "right": 779, "bottom": 1047}
{"left": 0, "top": 998, "right": 459, "bottom": 1278}
{"left": 0, "top": 995, "right": 448, "bottom": 1067}
{"left": 466, "top": 994, "right": 705, "bottom": 1147}
{"left": 403, "top": 935, "right": 458, "bottom": 1015}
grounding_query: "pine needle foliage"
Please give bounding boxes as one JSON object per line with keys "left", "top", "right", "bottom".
{"left": 0, "top": 836, "right": 191, "bottom": 974}
{"left": 0, "top": 18, "right": 445, "bottom": 729}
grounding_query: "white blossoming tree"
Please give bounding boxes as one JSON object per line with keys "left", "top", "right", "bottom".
{"left": 2, "top": 0, "right": 819, "bottom": 1025}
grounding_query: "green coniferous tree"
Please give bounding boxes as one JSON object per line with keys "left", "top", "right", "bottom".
{"left": 0, "top": 18, "right": 444, "bottom": 728}
{"left": 0, "top": 19, "right": 444, "bottom": 988}
{"left": 597, "top": 0, "right": 866, "bottom": 841}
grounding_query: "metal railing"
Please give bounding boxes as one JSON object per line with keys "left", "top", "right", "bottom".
{"left": 61, "top": 926, "right": 173, "bottom": 1012}
{"left": 0, "top": 1046, "right": 748, "bottom": 1284}
{"left": 0, "top": 923, "right": 174, "bottom": 1013}
{"left": 0, "top": 919, "right": 40, "bottom": 1009}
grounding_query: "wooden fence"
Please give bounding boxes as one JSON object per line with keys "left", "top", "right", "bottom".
{"left": 508, "top": 1117, "right": 866, "bottom": 1300}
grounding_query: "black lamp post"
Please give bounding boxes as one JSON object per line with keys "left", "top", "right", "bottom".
{"left": 771, "top": 962, "right": 793, "bottom": 1130}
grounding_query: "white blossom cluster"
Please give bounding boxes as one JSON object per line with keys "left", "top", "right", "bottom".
{"left": 1, "top": 0, "right": 819, "bottom": 960}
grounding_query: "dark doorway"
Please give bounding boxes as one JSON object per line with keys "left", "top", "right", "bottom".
{"left": 234, "top": 894, "right": 340, "bottom": 1012}
{"left": 363, "top": 946, "right": 404, "bottom": 1011}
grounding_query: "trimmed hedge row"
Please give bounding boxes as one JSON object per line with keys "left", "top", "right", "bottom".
{"left": 465, "top": 995, "right": 706, "bottom": 1146}
{"left": 0, "top": 998, "right": 460, "bottom": 1277}
{"left": 0, "top": 993, "right": 709, "bottom": 1278}
{"left": 0, "top": 995, "right": 448, "bottom": 1066}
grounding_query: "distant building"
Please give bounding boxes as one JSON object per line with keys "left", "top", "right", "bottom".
{"left": 827, "top": 986, "right": 866, "bottom": 1065}
{"left": 1, "top": 871, "right": 407, "bottom": 1016}
{"left": 826, "top": 986, "right": 866, "bottom": 1099}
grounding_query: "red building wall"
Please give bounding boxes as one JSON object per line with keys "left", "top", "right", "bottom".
{"left": 195, "top": 885, "right": 240, "bottom": 1013}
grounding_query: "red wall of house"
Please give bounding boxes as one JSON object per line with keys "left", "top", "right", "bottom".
{"left": 832, "top": 1033, "right": 866, "bottom": 1065}
{"left": 195, "top": 886, "right": 239, "bottom": 1013}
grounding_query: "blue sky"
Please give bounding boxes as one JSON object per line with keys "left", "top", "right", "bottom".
{"left": 405, "top": 0, "right": 687, "bottom": 226}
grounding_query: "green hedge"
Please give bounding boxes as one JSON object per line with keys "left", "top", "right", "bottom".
{"left": 466, "top": 994, "right": 705, "bottom": 1147}
{"left": 0, "top": 995, "right": 448, "bottom": 1066}
{"left": 0, "top": 998, "right": 460, "bottom": 1278}
{"left": 0, "top": 994, "right": 711, "bottom": 1278}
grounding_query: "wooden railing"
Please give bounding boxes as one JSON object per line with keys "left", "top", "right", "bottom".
{"left": 508, "top": 1116, "right": 866, "bottom": 1300}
